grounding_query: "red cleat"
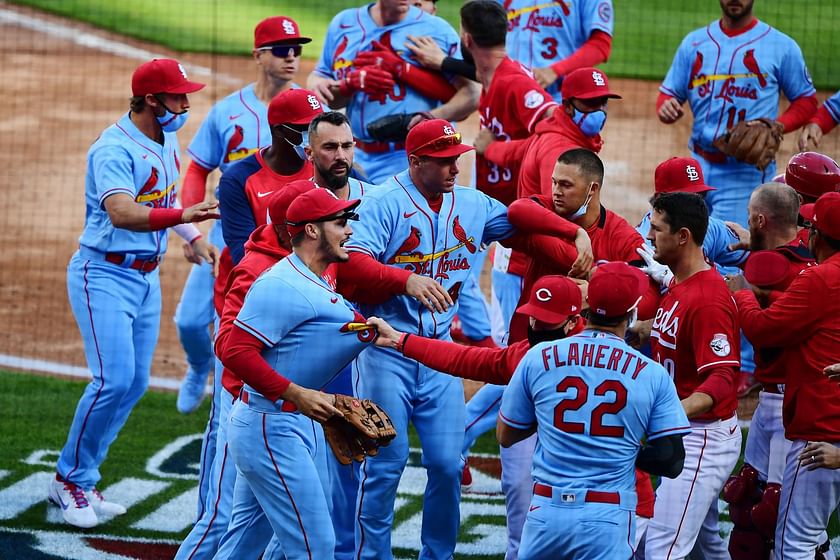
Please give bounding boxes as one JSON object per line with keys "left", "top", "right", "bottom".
{"left": 461, "top": 462, "right": 473, "bottom": 492}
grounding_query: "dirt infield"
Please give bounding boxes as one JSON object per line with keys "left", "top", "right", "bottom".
{"left": 1, "top": 3, "right": 837, "bottom": 393}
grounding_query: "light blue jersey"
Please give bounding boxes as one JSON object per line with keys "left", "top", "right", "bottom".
{"left": 824, "top": 89, "right": 840, "bottom": 125}
{"left": 638, "top": 209, "right": 748, "bottom": 269}
{"left": 501, "top": 0, "right": 614, "bottom": 100}
{"left": 235, "top": 253, "right": 372, "bottom": 393}
{"left": 78, "top": 112, "right": 180, "bottom": 257}
{"left": 500, "top": 329, "right": 690, "bottom": 491}
{"left": 346, "top": 169, "right": 514, "bottom": 338}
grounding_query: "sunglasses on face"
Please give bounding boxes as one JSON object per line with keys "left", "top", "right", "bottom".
{"left": 413, "top": 132, "right": 461, "bottom": 153}
{"left": 258, "top": 44, "right": 303, "bottom": 58}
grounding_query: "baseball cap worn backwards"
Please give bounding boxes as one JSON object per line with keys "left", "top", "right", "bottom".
{"left": 254, "top": 16, "right": 311, "bottom": 48}
{"left": 267, "top": 89, "right": 324, "bottom": 126}
{"left": 744, "top": 251, "right": 792, "bottom": 290}
{"left": 285, "top": 188, "right": 360, "bottom": 237}
{"left": 654, "top": 157, "right": 716, "bottom": 194}
{"left": 516, "top": 276, "right": 582, "bottom": 324}
{"left": 587, "top": 262, "right": 648, "bottom": 318}
{"left": 806, "top": 191, "right": 840, "bottom": 239}
{"left": 406, "top": 119, "right": 474, "bottom": 158}
{"left": 267, "top": 180, "right": 316, "bottom": 230}
{"left": 561, "top": 67, "right": 621, "bottom": 101}
{"left": 132, "top": 59, "right": 205, "bottom": 96}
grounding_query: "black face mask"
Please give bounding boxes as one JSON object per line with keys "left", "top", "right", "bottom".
{"left": 527, "top": 323, "right": 569, "bottom": 347}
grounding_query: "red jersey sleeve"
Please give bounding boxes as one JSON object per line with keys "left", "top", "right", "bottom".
{"left": 221, "top": 325, "right": 291, "bottom": 402}
{"left": 402, "top": 335, "right": 528, "bottom": 384}
{"left": 507, "top": 197, "right": 580, "bottom": 238}
{"left": 691, "top": 302, "right": 741, "bottom": 374}
{"left": 484, "top": 137, "right": 530, "bottom": 170}
{"left": 503, "top": 76, "right": 556, "bottom": 134}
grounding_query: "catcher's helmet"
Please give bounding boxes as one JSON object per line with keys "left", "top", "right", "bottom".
{"left": 785, "top": 151, "right": 840, "bottom": 200}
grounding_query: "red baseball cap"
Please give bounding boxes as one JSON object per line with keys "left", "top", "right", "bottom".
{"left": 285, "top": 188, "right": 360, "bottom": 237}
{"left": 561, "top": 67, "right": 621, "bottom": 101}
{"left": 254, "top": 16, "right": 311, "bottom": 48}
{"left": 267, "top": 89, "right": 324, "bottom": 126}
{"left": 654, "top": 157, "right": 716, "bottom": 194}
{"left": 804, "top": 191, "right": 840, "bottom": 239}
{"left": 587, "top": 262, "right": 648, "bottom": 317}
{"left": 516, "top": 276, "right": 582, "bottom": 324}
{"left": 405, "top": 119, "right": 474, "bottom": 158}
{"left": 799, "top": 202, "right": 815, "bottom": 222}
{"left": 131, "top": 58, "right": 205, "bottom": 96}
{"left": 267, "top": 180, "right": 316, "bottom": 231}
{"left": 744, "top": 250, "right": 791, "bottom": 290}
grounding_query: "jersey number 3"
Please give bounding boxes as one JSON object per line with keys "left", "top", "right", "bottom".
{"left": 554, "top": 377, "right": 627, "bottom": 437}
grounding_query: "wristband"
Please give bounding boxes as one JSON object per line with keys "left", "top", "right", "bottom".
{"left": 396, "top": 333, "right": 410, "bottom": 353}
{"left": 173, "top": 222, "right": 202, "bottom": 243}
{"left": 149, "top": 208, "right": 184, "bottom": 230}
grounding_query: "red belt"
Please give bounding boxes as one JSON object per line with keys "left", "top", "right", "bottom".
{"left": 533, "top": 483, "right": 620, "bottom": 505}
{"left": 761, "top": 383, "right": 784, "bottom": 394}
{"left": 691, "top": 143, "right": 727, "bottom": 164}
{"left": 105, "top": 252, "right": 160, "bottom": 273}
{"left": 239, "top": 390, "right": 298, "bottom": 412}
{"left": 354, "top": 137, "right": 405, "bottom": 154}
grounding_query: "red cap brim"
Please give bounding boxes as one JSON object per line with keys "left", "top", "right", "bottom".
{"left": 800, "top": 203, "right": 816, "bottom": 221}
{"left": 165, "top": 80, "right": 206, "bottom": 94}
{"left": 414, "top": 143, "right": 474, "bottom": 158}
{"left": 573, "top": 91, "right": 622, "bottom": 100}
{"left": 515, "top": 302, "right": 570, "bottom": 324}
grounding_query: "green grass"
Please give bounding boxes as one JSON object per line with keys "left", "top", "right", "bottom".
{"left": 10, "top": 0, "right": 840, "bottom": 89}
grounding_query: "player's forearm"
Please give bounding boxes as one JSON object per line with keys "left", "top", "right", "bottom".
{"left": 182, "top": 161, "right": 212, "bottom": 207}
{"left": 549, "top": 30, "right": 612, "bottom": 78}
{"left": 400, "top": 65, "right": 456, "bottom": 102}
{"left": 483, "top": 138, "right": 527, "bottom": 169}
{"left": 441, "top": 57, "right": 477, "bottom": 82}
{"left": 681, "top": 392, "right": 715, "bottom": 418}
{"left": 778, "top": 94, "right": 818, "bottom": 133}
{"left": 810, "top": 105, "right": 839, "bottom": 134}
{"left": 496, "top": 418, "right": 535, "bottom": 448}
{"left": 401, "top": 334, "right": 513, "bottom": 384}
{"left": 636, "top": 434, "right": 686, "bottom": 479}
{"left": 221, "top": 326, "right": 291, "bottom": 402}
{"left": 735, "top": 282, "right": 817, "bottom": 347}
{"left": 338, "top": 252, "right": 413, "bottom": 301}
{"left": 507, "top": 198, "right": 580, "bottom": 239}
{"left": 428, "top": 77, "right": 479, "bottom": 122}
{"left": 694, "top": 366, "right": 738, "bottom": 413}
{"left": 103, "top": 193, "right": 184, "bottom": 232}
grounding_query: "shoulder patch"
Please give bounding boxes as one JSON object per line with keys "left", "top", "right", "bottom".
{"left": 524, "top": 90, "right": 545, "bottom": 109}
{"left": 709, "top": 333, "right": 731, "bottom": 357}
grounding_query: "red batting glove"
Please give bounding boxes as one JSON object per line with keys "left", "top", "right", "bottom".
{"left": 353, "top": 41, "right": 409, "bottom": 78}
{"left": 339, "top": 67, "right": 395, "bottom": 96}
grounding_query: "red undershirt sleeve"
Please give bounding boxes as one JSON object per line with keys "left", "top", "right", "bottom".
{"left": 549, "top": 30, "right": 612, "bottom": 77}
{"left": 695, "top": 366, "right": 738, "bottom": 407}
{"left": 221, "top": 326, "right": 291, "bottom": 402}
{"left": 402, "top": 335, "right": 514, "bottom": 384}
{"left": 778, "top": 95, "right": 818, "bottom": 133}
{"left": 181, "top": 160, "right": 211, "bottom": 208}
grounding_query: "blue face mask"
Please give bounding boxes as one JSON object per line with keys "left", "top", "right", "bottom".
{"left": 283, "top": 126, "right": 309, "bottom": 160}
{"left": 154, "top": 96, "right": 189, "bottom": 132}
{"left": 566, "top": 182, "right": 594, "bottom": 220}
{"left": 571, "top": 107, "right": 607, "bottom": 137}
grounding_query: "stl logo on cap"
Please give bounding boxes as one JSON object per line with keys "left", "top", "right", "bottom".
{"left": 685, "top": 165, "right": 700, "bottom": 181}
{"left": 282, "top": 18, "right": 295, "bottom": 35}
{"left": 307, "top": 94, "right": 321, "bottom": 111}
{"left": 443, "top": 125, "right": 455, "bottom": 135}
{"left": 592, "top": 70, "right": 605, "bottom": 86}
{"left": 177, "top": 63, "right": 188, "bottom": 79}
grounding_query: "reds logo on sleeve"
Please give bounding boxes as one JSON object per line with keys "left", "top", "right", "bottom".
{"left": 709, "top": 333, "right": 731, "bottom": 357}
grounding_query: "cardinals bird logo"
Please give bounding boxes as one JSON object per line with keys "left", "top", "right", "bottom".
{"left": 452, "top": 216, "right": 476, "bottom": 253}
{"left": 224, "top": 125, "right": 246, "bottom": 163}
{"left": 136, "top": 168, "right": 160, "bottom": 206}
{"left": 389, "top": 226, "right": 423, "bottom": 264}
{"left": 743, "top": 49, "right": 767, "bottom": 88}
{"left": 688, "top": 51, "right": 703, "bottom": 90}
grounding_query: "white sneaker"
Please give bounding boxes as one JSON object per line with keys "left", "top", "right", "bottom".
{"left": 87, "top": 488, "right": 127, "bottom": 517}
{"left": 177, "top": 368, "right": 209, "bottom": 414}
{"left": 48, "top": 475, "right": 98, "bottom": 528}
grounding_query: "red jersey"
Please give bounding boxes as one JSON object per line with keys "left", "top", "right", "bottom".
{"left": 476, "top": 57, "right": 556, "bottom": 206}
{"left": 736, "top": 252, "right": 840, "bottom": 441}
{"left": 651, "top": 268, "right": 740, "bottom": 421}
{"left": 506, "top": 196, "right": 660, "bottom": 342}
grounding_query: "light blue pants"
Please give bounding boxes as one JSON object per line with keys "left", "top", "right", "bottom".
{"left": 457, "top": 250, "right": 492, "bottom": 341}
{"left": 58, "top": 252, "right": 160, "bottom": 489}
{"left": 355, "top": 347, "right": 466, "bottom": 560}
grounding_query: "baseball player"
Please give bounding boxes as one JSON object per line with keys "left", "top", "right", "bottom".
{"left": 499, "top": 262, "right": 691, "bottom": 559}
{"left": 501, "top": 0, "right": 614, "bottom": 101}
{"left": 734, "top": 191, "right": 840, "bottom": 559}
{"left": 721, "top": 183, "right": 828, "bottom": 559}
{"left": 782, "top": 151, "right": 840, "bottom": 248}
{"left": 176, "top": 16, "right": 311, "bottom": 415}
{"left": 642, "top": 192, "right": 742, "bottom": 559}
{"left": 657, "top": 0, "right": 817, "bottom": 226}
{"left": 636, "top": 157, "right": 748, "bottom": 271}
{"left": 176, "top": 87, "right": 322, "bottom": 559}
{"left": 342, "top": 119, "right": 516, "bottom": 559}
{"left": 798, "top": 90, "right": 840, "bottom": 150}
{"left": 218, "top": 188, "right": 371, "bottom": 560}
{"left": 307, "top": 0, "right": 479, "bottom": 183}
{"left": 49, "top": 59, "right": 218, "bottom": 528}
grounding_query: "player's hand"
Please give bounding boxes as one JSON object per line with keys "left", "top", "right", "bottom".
{"left": 366, "top": 316, "right": 404, "bottom": 349}
{"left": 798, "top": 122, "right": 823, "bottom": 152}
{"left": 658, "top": 97, "right": 684, "bottom": 124}
{"left": 405, "top": 35, "right": 446, "bottom": 70}
{"left": 473, "top": 128, "right": 497, "bottom": 155}
{"left": 310, "top": 75, "right": 341, "bottom": 104}
{"left": 406, "top": 273, "right": 453, "bottom": 313}
{"left": 568, "top": 228, "right": 594, "bottom": 279}
{"left": 408, "top": 111, "right": 434, "bottom": 130}
{"left": 824, "top": 363, "right": 840, "bottom": 382}
{"left": 192, "top": 238, "right": 220, "bottom": 277}
{"left": 725, "top": 221, "right": 751, "bottom": 251}
{"left": 354, "top": 42, "right": 407, "bottom": 78}
{"left": 636, "top": 245, "right": 674, "bottom": 289}
{"left": 626, "top": 318, "right": 652, "bottom": 349}
{"left": 182, "top": 239, "right": 203, "bottom": 266}
{"left": 570, "top": 277, "right": 589, "bottom": 310}
{"left": 533, "top": 66, "right": 559, "bottom": 89}
{"left": 183, "top": 201, "right": 221, "bottom": 224}
{"left": 282, "top": 383, "right": 342, "bottom": 424}
{"left": 799, "top": 441, "right": 840, "bottom": 470}
{"left": 339, "top": 68, "right": 395, "bottom": 96}
{"left": 724, "top": 273, "right": 749, "bottom": 293}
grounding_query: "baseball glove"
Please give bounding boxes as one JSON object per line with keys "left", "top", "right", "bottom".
{"left": 366, "top": 112, "right": 433, "bottom": 143}
{"left": 712, "top": 118, "right": 784, "bottom": 170}
{"left": 322, "top": 394, "right": 397, "bottom": 465}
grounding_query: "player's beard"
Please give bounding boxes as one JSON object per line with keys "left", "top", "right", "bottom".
{"left": 749, "top": 227, "right": 765, "bottom": 251}
{"left": 317, "top": 161, "right": 350, "bottom": 190}
{"left": 319, "top": 228, "right": 349, "bottom": 263}
{"left": 527, "top": 324, "right": 569, "bottom": 347}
